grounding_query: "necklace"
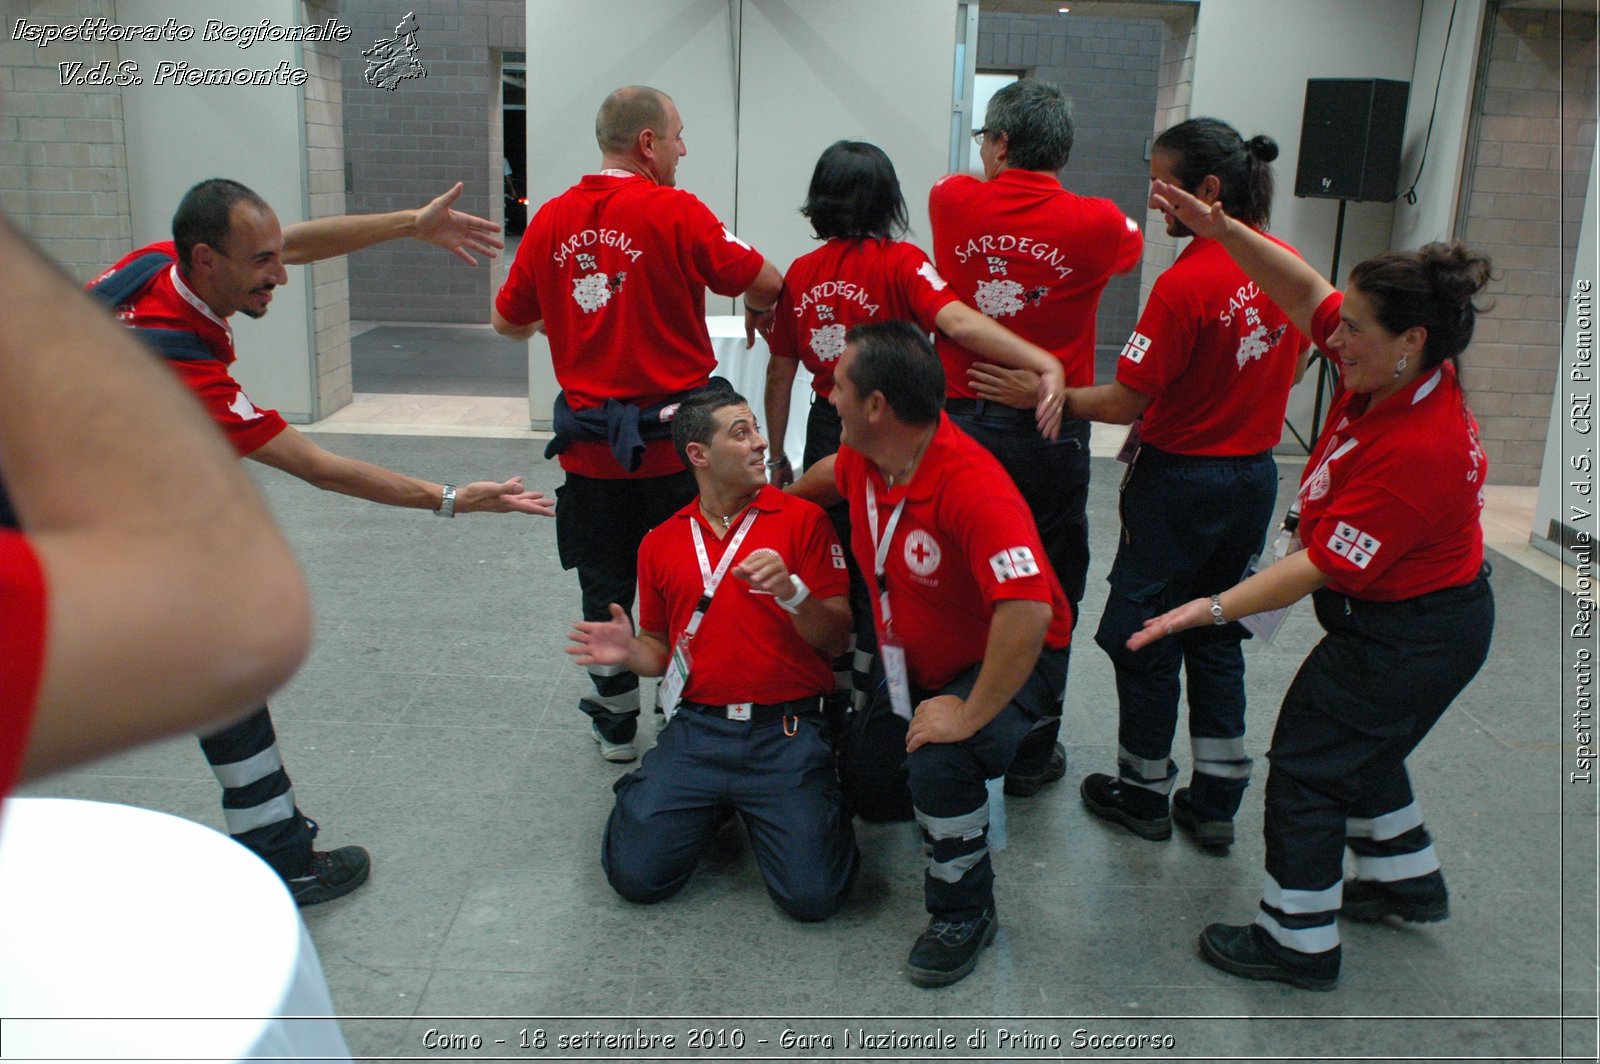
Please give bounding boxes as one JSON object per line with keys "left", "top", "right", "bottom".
{"left": 700, "top": 495, "right": 755, "bottom": 531}
{"left": 884, "top": 427, "right": 935, "bottom": 489}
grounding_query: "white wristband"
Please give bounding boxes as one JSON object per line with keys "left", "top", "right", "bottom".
{"left": 776, "top": 574, "right": 809, "bottom": 614}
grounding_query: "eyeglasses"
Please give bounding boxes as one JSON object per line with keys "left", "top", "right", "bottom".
{"left": 971, "top": 128, "right": 990, "bottom": 144}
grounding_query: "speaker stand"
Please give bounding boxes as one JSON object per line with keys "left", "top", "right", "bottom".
{"left": 1283, "top": 197, "right": 1347, "bottom": 454}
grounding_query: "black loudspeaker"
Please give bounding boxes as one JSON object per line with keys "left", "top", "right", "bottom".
{"left": 1294, "top": 79, "right": 1411, "bottom": 202}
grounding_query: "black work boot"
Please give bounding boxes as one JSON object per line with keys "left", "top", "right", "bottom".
{"left": 1080, "top": 773, "right": 1171, "bottom": 840}
{"left": 1341, "top": 872, "right": 1449, "bottom": 923}
{"left": 1172, "top": 786, "right": 1234, "bottom": 852}
{"left": 906, "top": 905, "right": 997, "bottom": 987}
{"left": 1197, "top": 922, "right": 1339, "bottom": 991}
{"left": 288, "top": 845, "right": 371, "bottom": 907}
{"left": 1004, "top": 742, "right": 1066, "bottom": 797}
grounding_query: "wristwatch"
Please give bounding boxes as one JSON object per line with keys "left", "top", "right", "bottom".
{"left": 435, "top": 483, "right": 457, "bottom": 518}
{"left": 1209, "top": 594, "right": 1227, "bottom": 625}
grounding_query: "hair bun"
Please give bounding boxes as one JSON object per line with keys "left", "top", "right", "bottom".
{"left": 1419, "top": 241, "right": 1493, "bottom": 305}
{"left": 1247, "top": 135, "right": 1280, "bottom": 163}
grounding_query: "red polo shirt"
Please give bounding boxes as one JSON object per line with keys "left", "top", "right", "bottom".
{"left": 1116, "top": 234, "right": 1309, "bottom": 455}
{"left": 834, "top": 415, "right": 1073, "bottom": 691}
{"left": 1, "top": 533, "right": 46, "bottom": 801}
{"left": 929, "top": 169, "right": 1143, "bottom": 394}
{"left": 497, "top": 174, "right": 766, "bottom": 479}
{"left": 94, "top": 243, "right": 288, "bottom": 458}
{"left": 637, "top": 485, "right": 849, "bottom": 704}
{"left": 1297, "top": 292, "right": 1487, "bottom": 600}
{"left": 770, "top": 238, "right": 959, "bottom": 398}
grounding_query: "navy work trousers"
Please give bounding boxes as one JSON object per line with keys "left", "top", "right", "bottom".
{"left": 839, "top": 646, "right": 1069, "bottom": 920}
{"left": 603, "top": 708, "right": 858, "bottom": 921}
{"left": 949, "top": 404, "right": 1089, "bottom": 772}
{"left": 1256, "top": 569, "right": 1493, "bottom": 958}
{"left": 1093, "top": 446, "right": 1278, "bottom": 820}
{"left": 555, "top": 469, "right": 697, "bottom": 742}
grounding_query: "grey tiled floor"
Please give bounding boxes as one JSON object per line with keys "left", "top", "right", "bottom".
{"left": 352, "top": 326, "right": 529, "bottom": 397}
{"left": 21, "top": 435, "right": 1597, "bottom": 1063}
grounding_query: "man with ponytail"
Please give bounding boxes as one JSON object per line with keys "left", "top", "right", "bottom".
{"left": 1066, "top": 119, "right": 1310, "bottom": 853}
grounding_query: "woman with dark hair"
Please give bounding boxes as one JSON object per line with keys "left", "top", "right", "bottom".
{"left": 763, "top": 140, "right": 1063, "bottom": 480}
{"left": 1132, "top": 179, "right": 1496, "bottom": 991}
{"left": 1029, "top": 119, "right": 1312, "bottom": 857}
{"left": 763, "top": 141, "right": 1068, "bottom": 798}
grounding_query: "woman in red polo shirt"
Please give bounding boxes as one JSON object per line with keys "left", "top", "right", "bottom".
{"left": 1132, "top": 181, "right": 1495, "bottom": 991}
{"left": 762, "top": 140, "right": 1064, "bottom": 744}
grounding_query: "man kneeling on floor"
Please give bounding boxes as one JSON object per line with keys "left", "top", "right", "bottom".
{"left": 567, "top": 385, "right": 859, "bottom": 920}
{"left": 790, "top": 322, "right": 1074, "bottom": 986}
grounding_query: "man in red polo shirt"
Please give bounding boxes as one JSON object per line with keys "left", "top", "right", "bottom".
{"left": 494, "top": 85, "right": 783, "bottom": 764}
{"left": 0, "top": 211, "right": 309, "bottom": 805}
{"left": 566, "top": 386, "right": 857, "bottom": 920}
{"left": 929, "top": 78, "right": 1143, "bottom": 796}
{"left": 70, "top": 177, "right": 551, "bottom": 906}
{"left": 792, "top": 321, "right": 1073, "bottom": 987}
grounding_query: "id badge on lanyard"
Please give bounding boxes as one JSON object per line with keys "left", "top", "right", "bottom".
{"left": 658, "top": 634, "right": 693, "bottom": 720}
{"left": 866, "top": 481, "right": 914, "bottom": 722}
{"left": 660, "top": 510, "right": 759, "bottom": 720}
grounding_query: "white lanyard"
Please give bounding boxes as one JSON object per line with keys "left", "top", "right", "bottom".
{"left": 864, "top": 480, "right": 907, "bottom": 633}
{"left": 1298, "top": 436, "right": 1359, "bottom": 509}
{"left": 684, "top": 509, "right": 759, "bottom": 640}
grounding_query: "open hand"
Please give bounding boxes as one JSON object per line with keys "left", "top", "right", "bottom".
{"left": 459, "top": 476, "right": 555, "bottom": 516}
{"left": 567, "top": 603, "right": 634, "bottom": 666}
{"left": 415, "top": 182, "right": 506, "bottom": 265}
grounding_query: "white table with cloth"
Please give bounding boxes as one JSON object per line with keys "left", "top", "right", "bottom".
{"left": 0, "top": 797, "right": 351, "bottom": 1062}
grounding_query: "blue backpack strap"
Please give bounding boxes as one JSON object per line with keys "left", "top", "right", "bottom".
{"left": 127, "top": 327, "right": 217, "bottom": 362}
{"left": 87, "top": 250, "right": 174, "bottom": 310}
{"left": 87, "top": 251, "right": 217, "bottom": 363}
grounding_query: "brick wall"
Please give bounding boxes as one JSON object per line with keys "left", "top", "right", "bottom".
{"left": 303, "top": 0, "right": 353, "bottom": 415}
{"left": 976, "top": 11, "right": 1162, "bottom": 361}
{"left": 0, "top": 0, "right": 132, "bottom": 283}
{"left": 1458, "top": 6, "right": 1597, "bottom": 485}
{"left": 340, "top": 0, "right": 522, "bottom": 323}
{"left": 1138, "top": 13, "right": 1197, "bottom": 306}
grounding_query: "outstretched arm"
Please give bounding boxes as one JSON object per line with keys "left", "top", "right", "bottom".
{"left": 1060, "top": 380, "right": 1152, "bottom": 425}
{"left": 566, "top": 604, "right": 670, "bottom": 677}
{"left": 1126, "top": 549, "right": 1328, "bottom": 651}
{"left": 1150, "top": 180, "right": 1334, "bottom": 338}
{"left": 935, "top": 301, "right": 1066, "bottom": 439}
{"left": 247, "top": 425, "right": 554, "bottom": 516}
{"left": 282, "top": 182, "right": 505, "bottom": 266}
{"left": 0, "top": 214, "right": 311, "bottom": 781}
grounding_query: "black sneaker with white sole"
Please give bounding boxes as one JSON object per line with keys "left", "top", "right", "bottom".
{"left": 287, "top": 845, "right": 371, "bottom": 907}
